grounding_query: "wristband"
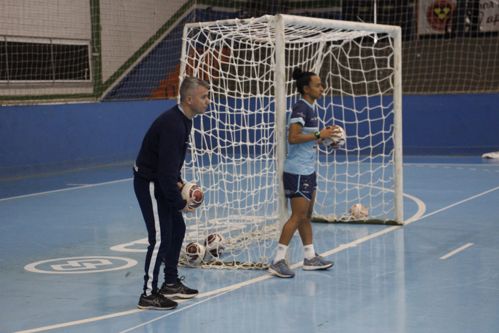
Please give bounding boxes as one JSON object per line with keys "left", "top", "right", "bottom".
{"left": 314, "top": 131, "right": 321, "bottom": 139}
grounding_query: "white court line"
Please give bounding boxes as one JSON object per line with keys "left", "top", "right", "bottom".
{"left": 11, "top": 184, "right": 499, "bottom": 333}
{"left": 13, "top": 309, "right": 142, "bottom": 333}
{"left": 407, "top": 184, "right": 499, "bottom": 224}
{"left": 404, "top": 162, "right": 499, "bottom": 167}
{"left": 13, "top": 276, "right": 272, "bottom": 333}
{"left": 0, "top": 178, "right": 132, "bottom": 202}
{"left": 440, "top": 243, "right": 474, "bottom": 260}
{"left": 117, "top": 289, "right": 233, "bottom": 333}
{"left": 12, "top": 193, "right": 426, "bottom": 333}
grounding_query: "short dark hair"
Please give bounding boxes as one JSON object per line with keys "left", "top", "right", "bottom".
{"left": 292, "top": 67, "right": 317, "bottom": 95}
{"left": 179, "top": 77, "right": 210, "bottom": 101}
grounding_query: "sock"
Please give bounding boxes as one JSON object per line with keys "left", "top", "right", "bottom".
{"left": 273, "top": 243, "right": 288, "bottom": 264}
{"left": 303, "top": 244, "right": 316, "bottom": 260}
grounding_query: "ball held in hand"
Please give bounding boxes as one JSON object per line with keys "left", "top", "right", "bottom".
{"left": 322, "top": 125, "right": 346, "bottom": 147}
{"left": 181, "top": 182, "right": 204, "bottom": 208}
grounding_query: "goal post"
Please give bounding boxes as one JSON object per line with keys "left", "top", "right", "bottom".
{"left": 179, "top": 14, "right": 403, "bottom": 269}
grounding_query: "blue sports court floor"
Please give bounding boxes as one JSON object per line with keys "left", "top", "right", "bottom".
{"left": 1, "top": 156, "right": 499, "bottom": 333}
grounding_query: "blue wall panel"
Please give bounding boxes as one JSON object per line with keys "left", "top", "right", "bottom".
{"left": 403, "top": 94, "right": 499, "bottom": 154}
{"left": 0, "top": 94, "right": 498, "bottom": 178}
{"left": 0, "top": 100, "right": 174, "bottom": 178}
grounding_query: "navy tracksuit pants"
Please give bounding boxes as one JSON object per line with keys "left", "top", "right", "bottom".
{"left": 133, "top": 175, "right": 186, "bottom": 295}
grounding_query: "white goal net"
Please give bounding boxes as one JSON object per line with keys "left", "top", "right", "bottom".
{"left": 180, "top": 14, "right": 403, "bottom": 269}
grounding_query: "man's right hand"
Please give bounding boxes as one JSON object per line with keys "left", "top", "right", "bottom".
{"left": 182, "top": 197, "right": 196, "bottom": 213}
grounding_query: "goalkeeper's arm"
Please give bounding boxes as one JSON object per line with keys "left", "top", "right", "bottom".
{"left": 288, "top": 123, "right": 335, "bottom": 144}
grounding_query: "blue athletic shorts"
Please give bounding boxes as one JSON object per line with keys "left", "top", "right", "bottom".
{"left": 283, "top": 171, "right": 317, "bottom": 200}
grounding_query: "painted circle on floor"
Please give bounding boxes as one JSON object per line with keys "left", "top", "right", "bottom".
{"left": 24, "top": 256, "right": 137, "bottom": 274}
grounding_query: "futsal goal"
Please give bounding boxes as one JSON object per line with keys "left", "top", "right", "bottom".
{"left": 179, "top": 14, "right": 403, "bottom": 269}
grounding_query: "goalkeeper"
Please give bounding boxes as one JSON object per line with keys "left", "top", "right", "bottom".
{"left": 269, "top": 67, "right": 335, "bottom": 278}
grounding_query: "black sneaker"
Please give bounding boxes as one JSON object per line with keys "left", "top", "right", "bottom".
{"left": 137, "top": 292, "right": 178, "bottom": 310}
{"left": 160, "top": 276, "right": 198, "bottom": 299}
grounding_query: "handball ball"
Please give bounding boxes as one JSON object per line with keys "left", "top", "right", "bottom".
{"left": 181, "top": 182, "right": 204, "bottom": 208}
{"left": 322, "top": 125, "right": 346, "bottom": 147}
{"left": 185, "top": 242, "right": 206, "bottom": 266}
{"left": 350, "top": 203, "right": 369, "bottom": 220}
{"left": 204, "top": 233, "right": 225, "bottom": 258}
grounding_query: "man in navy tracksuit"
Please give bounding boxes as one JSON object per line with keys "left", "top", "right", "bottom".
{"left": 133, "top": 77, "right": 210, "bottom": 310}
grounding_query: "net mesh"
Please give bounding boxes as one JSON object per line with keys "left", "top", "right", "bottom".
{"left": 179, "top": 15, "right": 401, "bottom": 268}
{"left": 180, "top": 17, "right": 280, "bottom": 268}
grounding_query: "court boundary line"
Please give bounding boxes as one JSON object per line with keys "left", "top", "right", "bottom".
{"left": 12, "top": 191, "right": 429, "bottom": 333}
{"left": 2, "top": 160, "right": 497, "bottom": 203}
{"left": 440, "top": 243, "right": 474, "bottom": 260}
{"left": 0, "top": 178, "right": 132, "bottom": 202}
{"left": 410, "top": 184, "right": 499, "bottom": 222}
{"left": 404, "top": 162, "right": 499, "bottom": 167}
{"left": 117, "top": 289, "right": 234, "bottom": 333}
{"left": 11, "top": 184, "right": 499, "bottom": 333}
